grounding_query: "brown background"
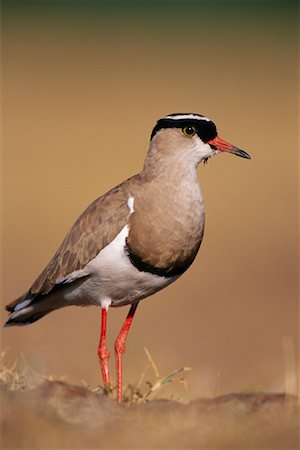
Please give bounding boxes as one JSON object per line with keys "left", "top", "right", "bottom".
{"left": 1, "top": 1, "right": 298, "bottom": 399}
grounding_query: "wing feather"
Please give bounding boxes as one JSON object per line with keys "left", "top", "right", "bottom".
{"left": 6, "top": 182, "right": 132, "bottom": 311}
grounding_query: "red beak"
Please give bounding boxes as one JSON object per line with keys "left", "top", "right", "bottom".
{"left": 208, "top": 136, "right": 251, "bottom": 159}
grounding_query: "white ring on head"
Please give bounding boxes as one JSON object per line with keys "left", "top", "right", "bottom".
{"left": 165, "top": 114, "right": 211, "bottom": 122}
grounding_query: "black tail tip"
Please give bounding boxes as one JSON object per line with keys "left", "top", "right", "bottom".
{"left": 4, "top": 318, "right": 14, "bottom": 327}
{"left": 5, "top": 305, "right": 14, "bottom": 312}
{"left": 4, "top": 316, "right": 32, "bottom": 328}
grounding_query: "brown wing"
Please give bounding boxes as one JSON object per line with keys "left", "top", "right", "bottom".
{"left": 6, "top": 182, "right": 132, "bottom": 311}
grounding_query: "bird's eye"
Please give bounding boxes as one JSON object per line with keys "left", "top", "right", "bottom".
{"left": 182, "top": 126, "right": 196, "bottom": 137}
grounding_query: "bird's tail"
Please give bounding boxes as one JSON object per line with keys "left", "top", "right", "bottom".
{"left": 5, "top": 307, "right": 50, "bottom": 327}
{"left": 4, "top": 292, "right": 64, "bottom": 327}
{"left": 5, "top": 277, "right": 89, "bottom": 327}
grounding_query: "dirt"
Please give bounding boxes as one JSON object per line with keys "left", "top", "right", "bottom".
{"left": 1, "top": 380, "right": 298, "bottom": 449}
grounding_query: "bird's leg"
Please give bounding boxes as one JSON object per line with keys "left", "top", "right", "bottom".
{"left": 98, "top": 307, "right": 111, "bottom": 389}
{"left": 114, "top": 302, "right": 138, "bottom": 402}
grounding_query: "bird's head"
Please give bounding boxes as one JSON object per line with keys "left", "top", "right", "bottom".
{"left": 146, "top": 113, "right": 250, "bottom": 170}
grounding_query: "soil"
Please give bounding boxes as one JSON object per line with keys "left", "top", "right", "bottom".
{"left": 1, "top": 380, "right": 298, "bottom": 449}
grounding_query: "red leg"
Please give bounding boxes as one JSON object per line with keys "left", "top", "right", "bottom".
{"left": 97, "top": 307, "right": 111, "bottom": 388}
{"left": 114, "top": 302, "right": 138, "bottom": 402}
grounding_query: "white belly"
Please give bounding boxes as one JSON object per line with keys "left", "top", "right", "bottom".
{"left": 62, "top": 225, "right": 177, "bottom": 308}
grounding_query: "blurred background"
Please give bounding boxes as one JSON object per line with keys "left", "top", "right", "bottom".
{"left": 1, "top": 0, "right": 298, "bottom": 399}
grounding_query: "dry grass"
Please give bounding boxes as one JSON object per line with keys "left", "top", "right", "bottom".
{"left": 0, "top": 350, "right": 299, "bottom": 449}
{"left": 0, "top": 347, "right": 191, "bottom": 403}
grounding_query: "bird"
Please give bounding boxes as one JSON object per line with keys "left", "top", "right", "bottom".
{"left": 4, "top": 112, "right": 251, "bottom": 401}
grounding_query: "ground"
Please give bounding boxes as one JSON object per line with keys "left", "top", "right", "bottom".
{"left": 0, "top": 355, "right": 298, "bottom": 449}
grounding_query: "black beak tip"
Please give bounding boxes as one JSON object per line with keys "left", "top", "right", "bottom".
{"left": 233, "top": 147, "right": 251, "bottom": 159}
{"left": 243, "top": 152, "right": 251, "bottom": 160}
